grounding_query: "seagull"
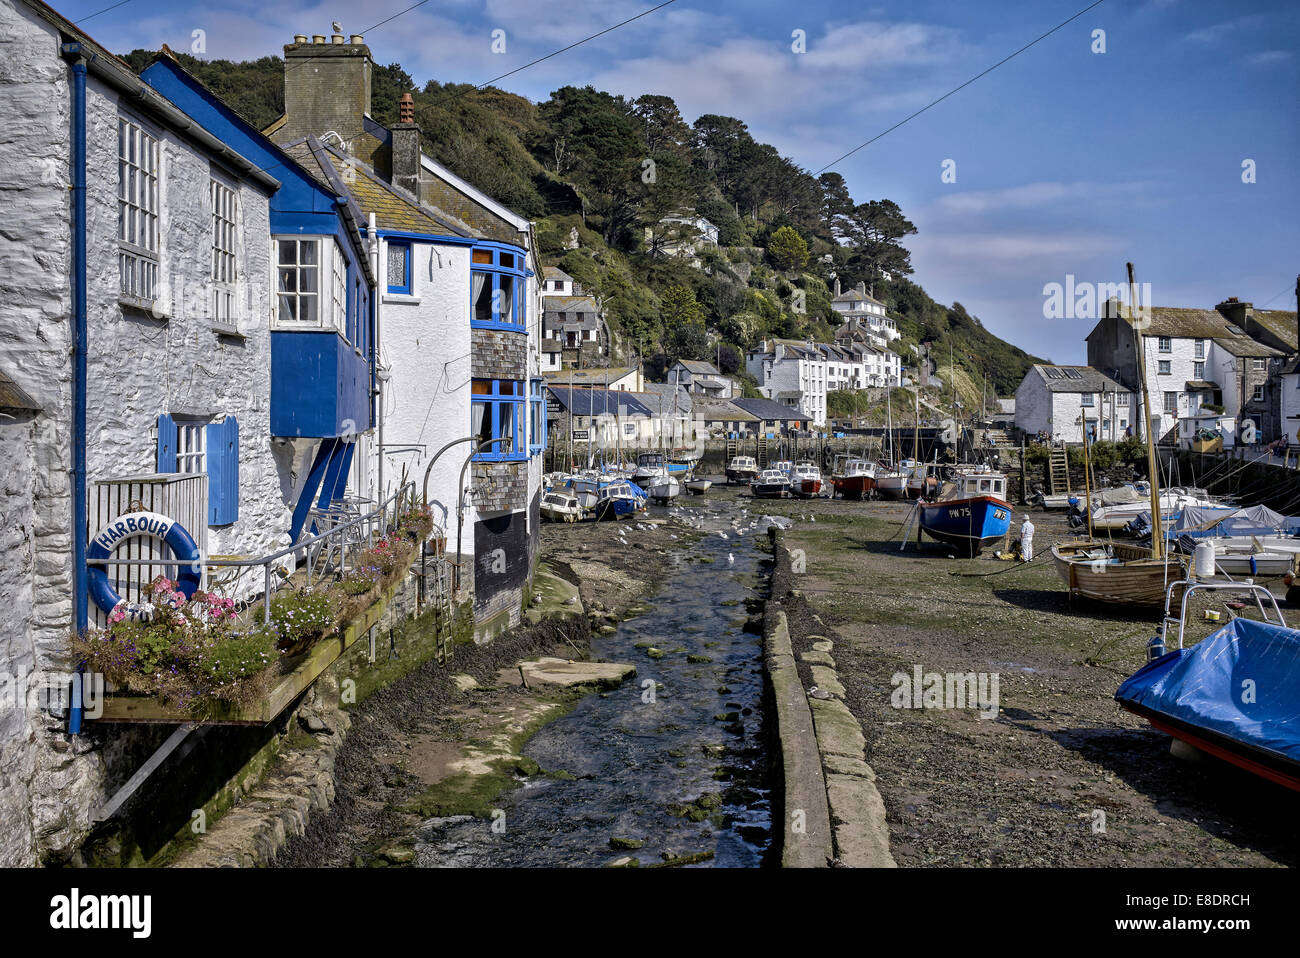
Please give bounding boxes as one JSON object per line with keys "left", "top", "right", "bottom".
{"left": 808, "top": 686, "right": 835, "bottom": 700}
{"left": 332, "top": 20, "right": 343, "bottom": 33}
{"left": 728, "top": 553, "right": 735, "bottom": 565}
{"left": 810, "top": 515, "right": 816, "bottom": 523}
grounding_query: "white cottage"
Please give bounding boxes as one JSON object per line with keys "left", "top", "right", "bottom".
{"left": 1014, "top": 365, "right": 1135, "bottom": 443}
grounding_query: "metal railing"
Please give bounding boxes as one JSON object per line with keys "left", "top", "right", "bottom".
{"left": 85, "top": 482, "right": 440, "bottom": 622}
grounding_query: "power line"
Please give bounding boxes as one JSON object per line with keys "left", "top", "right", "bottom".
{"left": 76, "top": 0, "right": 132, "bottom": 25}
{"left": 816, "top": 0, "right": 1109, "bottom": 174}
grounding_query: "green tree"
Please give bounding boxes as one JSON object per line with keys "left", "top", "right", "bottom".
{"left": 660, "top": 285, "right": 708, "bottom": 362}
{"left": 768, "top": 226, "right": 809, "bottom": 271}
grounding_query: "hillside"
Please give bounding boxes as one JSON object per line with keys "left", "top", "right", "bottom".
{"left": 119, "top": 49, "right": 1044, "bottom": 405}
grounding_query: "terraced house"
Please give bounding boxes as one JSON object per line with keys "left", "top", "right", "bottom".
{"left": 256, "top": 30, "right": 545, "bottom": 638}
{"left": 0, "top": 0, "right": 376, "bottom": 865}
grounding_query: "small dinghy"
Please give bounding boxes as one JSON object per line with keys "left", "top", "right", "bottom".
{"left": 1115, "top": 580, "right": 1300, "bottom": 792}
{"left": 684, "top": 478, "right": 711, "bottom": 495}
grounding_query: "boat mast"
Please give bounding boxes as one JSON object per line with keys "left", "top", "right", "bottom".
{"left": 1079, "top": 411, "right": 1095, "bottom": 539}
{"left": 1130, "top": 261, "right": 1164, "bottom": 559}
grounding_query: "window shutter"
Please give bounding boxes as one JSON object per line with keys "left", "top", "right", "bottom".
{"left": 156, "top": 413, "right": 178, "bottom": 472}
{"left": 206, "top": 416, "right": 239, "bottom": 525}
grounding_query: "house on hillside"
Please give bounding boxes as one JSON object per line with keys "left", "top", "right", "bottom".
{"left": 731, "top": 397, "right": 814, "bottom": 437}
{"left": 543, "top": 365, "right": 642, "bottom": 392}
{"left": 832, "top": 281, "right": 900, "bottom": 345}
{"left": 542, "top": 266, "right": 575, "bottom": 296}
{"left": 746, "top": 339, "right": 826, "bottom": 425}
{"left": 1014, "top": 365, "right": 1134, "bottom": 443}
{"left": 1087, "top": 297, "right": 1288, "bottom": 444}
{"left": 669, "top": 359, "right": 735, "bottom": 398}
{"left": 648, "top": 210, "right": 719, "bottom": 260}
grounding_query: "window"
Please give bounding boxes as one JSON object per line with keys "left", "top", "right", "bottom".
{"left": 1252, "top": 358, "right": 1266, "bottom": 370}
{"left": 1116, "top": 393, "right": 1130, "bottom": 405}
{"left": 177, "top": 420, "right": 206, "bottom": 475}
{"left": 387, "top": 241, "right": 411, "bottom": 295}
{"left": 1194, "top": 340, "right": 1205, "bottom": 359}
{"left": 471, "top": 379, "right": 525, "bottom": 461}
{"left": 1253, "top": 385, "right": 1264, "bottom": 401}
{"left": 1158, "top": 336, "right": 1172, "bottom": 353}
{"left": 118, "top": 116, "right": 159, "bottom": 300}
{"left": 210, "top": 178, "right": 237, "bottom": 326}
{"left": 332, "top": 246, "right": 346, "bottom": 341}
{"left": 276, "top": 238, "right": 319, "bottom": 326}
{"left": 1163, "top": 391, "right": 1178, "bottom": 414}
{"left": 156, "top": 414, "right": 240, "bottom": 524}
{"left": 471, "top": 244, "right": 527, "bottom": 331}
{"left": 529, "top": 379, "right": 547, "bottom": 456}
{"left": 1080, "top": 393, "right": 1094, "bottom": 407}
{"left": 1193, "top": 361, "right": 1205, "bottom": 379}
{"left": 1158, "top": 360, "right": 1171, "bottom": 375}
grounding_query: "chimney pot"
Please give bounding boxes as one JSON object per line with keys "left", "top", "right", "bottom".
{"left": 293, "top": 34, "right": 307, "bottom": 43}
{"left": 399, "top": 92, "right": 414, "bottom": 125}
{"left": 332, "top": 33, "right": 344, "bottom": 44}
{"left": 351, "top": 35, "right": 364, "bottom": 44}
{"left": 312, "top": 34, "right": 325, "bottom": 44}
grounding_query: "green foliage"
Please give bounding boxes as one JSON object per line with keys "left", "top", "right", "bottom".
{"left": 768, "top": 226, "right": 809, "bottom": 271}
{"left": 268, "top": 588, "right": 334, "bottom": 649}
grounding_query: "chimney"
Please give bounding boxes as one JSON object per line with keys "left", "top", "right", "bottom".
{"left": 833, "top": 277, "right": 841, "bottom": 296}
{"left": 391, "top": 92, "right": 421, "bottom": 199}
{"left": 280, "top": 30, "right": 372, "bottom": 146}
{"left": 1216, "top": 296, "right": 1249, "bottom": 329}
{"left": 856, "top": 281, "right": 867, "bottom": 296}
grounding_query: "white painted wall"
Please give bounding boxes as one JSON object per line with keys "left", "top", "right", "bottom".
{"left": 377, "top": 239, "right": 472, "bottom": 546}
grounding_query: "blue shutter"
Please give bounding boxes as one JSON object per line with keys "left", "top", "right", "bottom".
{"left": 206, "top": 416, "right": 239, "bottom": 525}
{"left": 156, "top": 413, "right": 177, "bottom": 472}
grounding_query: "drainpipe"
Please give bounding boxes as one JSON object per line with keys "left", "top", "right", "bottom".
{"left": 62, "top": 43, "right": 89, "bottom": 734}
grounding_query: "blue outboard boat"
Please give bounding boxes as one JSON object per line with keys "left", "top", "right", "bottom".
{"left": 594, "top": 480, "right": 644, "bottom": 521}
{"left": 917, "top": 466, "right": 1012, "bottom": 556}
{"left": 1115, "top": 580, "right": 1300, "bottom": 792}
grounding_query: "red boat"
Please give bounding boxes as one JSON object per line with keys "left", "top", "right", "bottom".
{"left": 829, "top": 456, "right": 876, "bottom": 500}
{"left": 789, "top": 461, "right": 824, "bottom": 498}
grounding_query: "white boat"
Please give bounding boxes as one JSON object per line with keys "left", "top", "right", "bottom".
{"left": 684, "top": 478, "right": 711, "bottom": 495}
{"left": 751, "top": 468, "right": 790, "bottom": 498}
{"left": 788, "top": 461, "right": 824, "bottom": 498}
{"left": 1088, "top": 487, "right": 1220, "bottom": 533}
{"left": 540, "top": 489, "right": 582, "bottom": 523}
{"left": 726, "top": 456, "right": 759, "bottom": 484}
{"left": 875, "top": 468, "right": 908, "bottom": 499}
{"left": 645, "top": 474, "right": 681, "bottom": 502}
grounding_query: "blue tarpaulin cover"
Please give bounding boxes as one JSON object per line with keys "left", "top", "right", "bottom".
{"left": 1116, "top": 617, "right": 1300, "bottom": 764}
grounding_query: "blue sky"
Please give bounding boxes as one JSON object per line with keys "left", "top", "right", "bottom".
{"left": 68, "top": 0, "right": 1299, "bottom": 366}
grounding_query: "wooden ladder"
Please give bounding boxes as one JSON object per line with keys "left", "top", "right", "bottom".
{"left": 756, "top": 435, "right": 769, "bottom": 469}
{"left": 1048, "top": 447, "right": 1070, "bottom": 495}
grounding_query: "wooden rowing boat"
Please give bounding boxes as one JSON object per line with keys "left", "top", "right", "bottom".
{"left": 1051, "top": 539, "right": 1187, "bottom": 607}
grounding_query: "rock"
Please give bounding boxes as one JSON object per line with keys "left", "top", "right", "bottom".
{"left": 606, "top": 856, "right": 640, "bottom": 868}
{"left": 609, "top": 836, "right": 645, "bottom": 850}
{"left": 452, "top": 674, "right": 478, "bottom": 692}
{"left": 299, "top": 714, "right": 332, "bottom": 735}
{"left": 686, "top": 654, "right": 712, "bottom": 663}
{"left": 378, "top": 844, "right": 415, "bottom": 865}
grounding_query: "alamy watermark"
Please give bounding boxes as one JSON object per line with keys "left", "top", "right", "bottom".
{"left": 890, "top": 665, "right": 999, "bottom": 719}
{"left": 0, "top": 668, "right": 104, "bottom": 720}
{"left": 1042, "top": 274, "right": 1152, "bottom": 325}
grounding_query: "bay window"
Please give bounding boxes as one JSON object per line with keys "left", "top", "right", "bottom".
{"left": 276, "top": 236, "right": 352, "bottom": 339}
{"left": 471, "top": 244, "right": 527, "bottom": 331}
{"left": 471, "top": 379, "right": 526, "bottom": 461}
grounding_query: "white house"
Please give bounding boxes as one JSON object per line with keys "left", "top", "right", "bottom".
{"left": 832, "top": 282, "right": 900, "bottom": 345}
{"left": 650, "top": 211, "right": 720, "bottom": 259}
{"left": 669, "top": 359, "right": 734, "bottom": 399}
{"left": 0, "top": 0, "right": 311, "bottom": 865}
{"left": 542, "top": 266, "right": 574, "bottom": 296}
{"left": 1014, "top": 365, "right": 1134, "bottom": 443}
{"left": 746, "top": 339, "right": 828, "bottom": 426}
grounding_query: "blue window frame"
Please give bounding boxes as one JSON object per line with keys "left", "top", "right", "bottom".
{"left": 529, "top": 379, "right": 547, "bottom": 456}
{"left": 471, "top": 243, "right": 527, "bottom": 331}
{"left": 388, "top": 240, "right": 412, "bottom": 295}
{"left": 471, "top": 379, "right": 526, "bottom": 461}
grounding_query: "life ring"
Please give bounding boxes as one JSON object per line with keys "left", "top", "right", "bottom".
{"left": 87, "top": 511, "right": 202, "bottom": 615}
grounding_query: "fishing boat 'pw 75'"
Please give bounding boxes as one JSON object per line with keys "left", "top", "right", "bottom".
{"left": 917, "top": 467, "right": 1012, "bottom": 556}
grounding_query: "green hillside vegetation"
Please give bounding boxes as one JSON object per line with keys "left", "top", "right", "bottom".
{"left": 119, "top": 49, "right": 1043, "bottom": 401}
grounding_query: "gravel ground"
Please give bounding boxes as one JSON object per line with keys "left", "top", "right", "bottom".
{"left": 718, "top": 482, "right": 1298, "bottom": 868}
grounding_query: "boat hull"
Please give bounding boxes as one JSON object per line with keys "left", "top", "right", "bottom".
{"left": 751, "top": 482, "right": 788, "bottom": 499}
{"left": 726, "top": 469, "right": 758, "bottom": 485}
{"left": 876, "top": 475, "right": 908, "bottom": 499}
{"left": 918, "top": 495, "right": 1011, "bottom": 555}
{"left": 684, "top": 479, "right": 711, "bottom": 495}
{"left": 791, "top": 478, "right": 823, "bottom": 498}
{"left": 831, "top": 476, "right": 875, "bottom": 500}
{"left": 1116, "top": 618, "right": 1300, "bottom": 792}
{"left": 1051, "top": 540, "right": 1187, "bottom": 607}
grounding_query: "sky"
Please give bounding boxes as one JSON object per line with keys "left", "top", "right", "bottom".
{"left": 65, "top": 0, "right": 1300, "bottom": 366}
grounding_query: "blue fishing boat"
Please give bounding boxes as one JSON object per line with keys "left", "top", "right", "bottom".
{"left": 594, "top": 480, "right": 643, "bottom": 521}
{"left": 917, "top": 467, "right": 1012, "bottom": 556}
{"left": 1116, "top": 581, "right": 1300, "bottom": 792}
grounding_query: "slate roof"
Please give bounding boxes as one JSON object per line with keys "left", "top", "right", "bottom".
{"left": 832, "top": 290, "right": 886, "bottom": 307}
{"left": 547, "top": 387, "right": 653, "bottom": 418}
{"left": 732, "top": 397, "right": 812, "bottom": 422}
{"left": 1027, "top": 365, "right": 1129, "bottom": 393}
{"left": 1251, "top": 309, "right": 1299, "bottom": 352}
{"left": 674, "top": 359, "right": 721, "bottom": 376}
{"left": 543, "top": 367, "right": 637, "bottom": 386}
{"left": 281, "top": 139, "right": 472, "bottom": 238}
{"left": 693, "top": 397, "right": 757, "bottom": 422}
{"left": 543, "top": 266, "right": 573, "bottom": 282}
